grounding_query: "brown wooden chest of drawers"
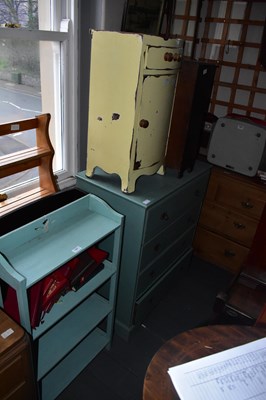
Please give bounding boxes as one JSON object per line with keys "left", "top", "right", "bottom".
{"left": 0, "top": 309, "right": 37, "bottom": 400}
{"left": 193, "top": 167, "right": 266, "bottom": 274}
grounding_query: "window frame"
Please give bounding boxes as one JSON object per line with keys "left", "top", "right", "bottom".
{"left": 0, "top": 0, "right": 78, "bottom": 198}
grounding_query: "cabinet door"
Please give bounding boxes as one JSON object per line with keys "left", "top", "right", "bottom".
{"left": 134, "top": 74, "right": 176, "bottom": 170}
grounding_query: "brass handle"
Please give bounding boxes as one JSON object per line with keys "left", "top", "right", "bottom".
{"left": 160, "top": 212, "right": 169, "bottom": 221}
{"left": 139, "top": 119, "right": 149, "bottom": 128}
{"left": 233, "top": 221, "right": 246, "bottom": 230}
{"left": 0, "top": 193, "right": 8, "bottom": 202}
{"left": 241, "top": 201, "right": 254, "bottom": 209}
{"left": 173, "top": 53, "right": 182, "bottom": 62}
{"left": 224, "top": 249, "right": 236, "bottom": 257}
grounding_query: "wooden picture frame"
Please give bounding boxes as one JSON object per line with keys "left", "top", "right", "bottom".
{"left": 121, "top": 0, "right": 166, "bottom": 35}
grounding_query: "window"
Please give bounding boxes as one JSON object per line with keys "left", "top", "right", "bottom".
{"left": 0, "top": 0, "right": 78, "bottom": 204}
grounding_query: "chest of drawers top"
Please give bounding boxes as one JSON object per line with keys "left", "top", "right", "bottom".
{"left": 79, "top": 161, "right": 210, "bottom": 206}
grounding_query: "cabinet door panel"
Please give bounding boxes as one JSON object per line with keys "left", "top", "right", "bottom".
{"left": 134, "top": 74, "right": 176, "bottom": 170}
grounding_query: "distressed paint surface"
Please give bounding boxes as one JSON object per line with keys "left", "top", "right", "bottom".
{"left": 86, "top": 30, "right": 183, "bottom": 193}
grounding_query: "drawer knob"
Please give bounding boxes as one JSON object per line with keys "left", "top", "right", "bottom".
{"left": 224, "top": 249, "right": 236, "bottom": 258}
{"left": 173, "top": 53, "right": 182, "bottom": 62}
{"left": 164, "top": 52, "right": 173, "bottom": 61}
{"left": 241, "top": 201, "right": 254, "bottom": 209}
{"left": 139, "top": 119, "right": 149, "bottom": 128}
{"left": 154, "top": 243, "right": 161, "bottom": 252}
{"left": 160, "top": 212, "right": 169, "bottom": 221}
{"left": 233, "top": 221, "right": 246, "bottom": 230}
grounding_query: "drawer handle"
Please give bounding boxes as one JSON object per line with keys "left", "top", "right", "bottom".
{"left": 241, "top": 201, "right": 254, "bottom": 209}
{"left": 160, "top": 212, "right": 169, "bottom": 221}
{"left": 139, "top": 119, "right": 149, "bottom": 128}
{"left": 173, "top": 53, "right": 182, "bottom": 62}
{"left": 224, "top": 249, "right": 236, "bottom": 258}
{"left": 0, "top": 193, "right": 8, "bottom": 202}
{"left": 164, "top": 52, "right": 173, "bottom": 61}
{"left": 233, "top": 221, "right": 246, "bottom": 230}
{"left": 154, "top": 243, "right": 161, "bottom": 252}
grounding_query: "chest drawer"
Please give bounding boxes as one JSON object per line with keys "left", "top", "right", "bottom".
{"left": 140, "top": 206, "right": 200, "bottom": 270}
{"left": 199, "top": 201, "right": 258, "bottom": 247}
{"left": 134, "top": 250, "right": 192, "bottom": 325}
{"left": 206, "top": 170, "right": 266, "bottom": 220}
{"left": 144, "top": 173, "right": 209, "bottom": 242}
{"left": 145, "top": 45, "right": 182, "bottom": 70}
{"left": 137, "top": 227, "right": 195, "bottom": 297}
{"left": 193, "top": 226, "right": 249, "bottom": 274}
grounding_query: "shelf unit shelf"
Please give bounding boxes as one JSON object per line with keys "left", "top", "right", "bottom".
{"left": 0, "top": 113, "right": 58, "bottom": 216}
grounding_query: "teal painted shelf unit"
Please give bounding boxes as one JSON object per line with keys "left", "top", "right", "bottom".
{"left": 0, "top": 194, "right": 123, "bottom": 400}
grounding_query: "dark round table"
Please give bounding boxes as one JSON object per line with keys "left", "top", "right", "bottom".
{"left": 143, "top": 325, "right": 266, "bottom": 400}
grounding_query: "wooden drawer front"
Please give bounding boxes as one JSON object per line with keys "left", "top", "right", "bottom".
{"left": 145, "top": 45, "right": 182, "bottom": 70}
{"left": 144, "top": 173, "right": 209, "bottom": 242}
{"left": 193, "top": 227, "right": 249, "bottom": 274}
{"left": 140, "top": 206, "right": 200, "bottom": 270}
{"left": 137, "top": 228, "right": 195, "bottom": 297}
{"left": 0, "top": 343, "right": 35, "bottom": 400}
{"left": 206, "top": 172, "right": 266, "bottom": 220}
{"left": 134, "top": 250, "right": 192, "bottom": 325}
{"left": 199, "top": 201, "right": 258, "bottom": 247}
{"left": 226, "top": 276, "right": 266, "bottom": 320}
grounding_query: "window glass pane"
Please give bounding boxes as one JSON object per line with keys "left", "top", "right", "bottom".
{"left": 235, "top": 89, "right": 249, "bottom": 106}
{"left": 0, "top": 39, "right": 41, "bottom": 124}
{"left": 220, "top": 66, "right": 235, "bottom": 83}
{"left": 0, "top": 0, "right": 39, "bottom": 28}
{"left": 257, "top": 72, "right": 266, "bottom": 89}
{"left": 246, "top": 25, "right": 264, "bottom": 44}
{"left": 0, "top": 168, "right": 39, "bottom": 192}
{"left": 216, "top": 86, "right": 231, "bottom": 102}
{"left": 231, "top": 2, "right": 246, "bottom": 19}
{"left": 228, "top": 24, "right": 242, "bottom": 41}
{"left": 0, "top": 37, "right": 62, "bottom": 190}
{"left": 238, "top": 69, "right": 253, "bottom": 86}
{"left": 223, "top": 45, "right": 238, "bottom": 63}
{"left": 175, "top": 0, "right": 187, "bottom": 15}
{"left": 242, "top": 47, "right": 259, "bottom": 65}
{"left": 250, "top": 2, "right": 266, "bottom": 20}
{"left": 208, "top": 22, "right": 223, "bottom": 40}
{"left": 211, "top": 1, "right": 226, "bottom": 18}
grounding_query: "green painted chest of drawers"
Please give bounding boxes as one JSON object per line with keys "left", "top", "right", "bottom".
{"left": 76, "top": 160, "right": 211, "bottom": 340}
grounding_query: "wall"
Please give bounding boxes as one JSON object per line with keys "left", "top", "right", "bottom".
{"left": 78, "top": 0, "right": 125, "bottom": 170}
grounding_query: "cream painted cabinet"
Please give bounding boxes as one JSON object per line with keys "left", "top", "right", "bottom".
{"left": 86, "top": 30, "right": 183, "bottom": 193}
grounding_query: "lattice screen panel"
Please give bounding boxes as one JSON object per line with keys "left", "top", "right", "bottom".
{"left": 172, "top": 0, "right": 266, "bottom": 122}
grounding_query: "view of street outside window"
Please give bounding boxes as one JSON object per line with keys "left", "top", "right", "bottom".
{"left": 0, "top": 1, "right": 41, "bottom": 191}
